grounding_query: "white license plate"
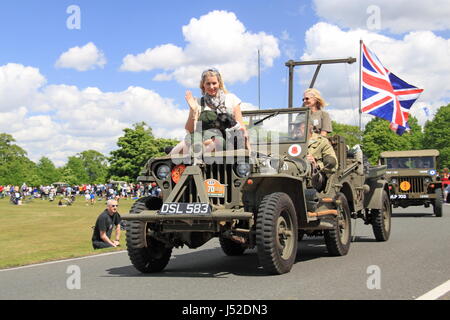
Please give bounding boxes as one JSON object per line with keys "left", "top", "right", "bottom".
{"left": 390, "top": 194, "right": 408, "bottom": 199}
{"left": 159, "top": 203, "right": 211, "bottom": 215}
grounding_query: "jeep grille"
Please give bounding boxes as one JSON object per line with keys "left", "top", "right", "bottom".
{"left": 171, "top": 164, "right": 234, "bottom": 206}
{"left": 397, "top": 176, "right": 425, "bottom": 193}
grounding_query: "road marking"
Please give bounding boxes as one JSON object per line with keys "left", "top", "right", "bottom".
{"left": 0, "top": 250, "right": 127, "bottom": 272}
{"left": 416, "top": 280, "right": 450, "bottom": 300}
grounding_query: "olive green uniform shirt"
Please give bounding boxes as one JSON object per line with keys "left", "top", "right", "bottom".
{"left": 308, "top": 134, "right": 338, "bottom": 172}
{"left": 310, "top": 110, "right": 332, "bottom": 134}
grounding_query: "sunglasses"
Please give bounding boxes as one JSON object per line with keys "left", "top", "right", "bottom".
{"left": 110, "top": 205, "right": 119, "bottom": 207}
{"left": 302, "top": 97, "right": 314, "bottom": 101}
{"left": 202, "top": 68, "right": 220, "bottom": 76}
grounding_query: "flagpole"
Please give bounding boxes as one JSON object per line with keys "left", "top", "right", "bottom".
{"left": 258, "top": 49, "right": 261, "bottom": 110}
{"left": 359, "top": 39, "right": 362, "bottom": 133}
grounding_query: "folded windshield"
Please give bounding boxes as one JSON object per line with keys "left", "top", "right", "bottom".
{"left": 243, "top": 111, "right": 308, "bottom": 144}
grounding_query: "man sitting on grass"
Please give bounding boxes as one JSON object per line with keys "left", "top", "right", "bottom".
{"left": 91, "top": 199, "right": 122, "bottom": 249}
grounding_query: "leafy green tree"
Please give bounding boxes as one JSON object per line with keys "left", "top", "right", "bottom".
{"left": 59, "top": 167, "right": 79, "bottom": 186}
{"left": 36, "top": 157, "right": 60, "bottom": 185}
{"left": 403, "top": 117, "right": 424, "bottom": 150}
{"left": 108, "top": 122, "right": 178, "bottom": 182}
{"left": 331, "top": 121, "right": 363, "bottom": 148}
{"left": 0, "top": 133, "right": 38, "bottom": 185}
{"left": 2, "top": 157, "right": 38, "bottom": 186}
{"left": 62, "top": 156, "right": 89, "bottom": 185}
{"left": 0, "top": 133, "right": 27, "bottom": 162}
{"left": 423, "top": 104, "right": 450, "bottom": 169}
{"left": 78, "top": 150, "right": 109, "bottom": 184}
{"left": 362, "top": 116, "right": 423, "bottom": 165}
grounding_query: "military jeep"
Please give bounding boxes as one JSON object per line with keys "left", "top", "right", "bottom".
{"left": 121, "top": 58, "right": 392, "bottom": 275}
{"left": 379, "top": 149, "right": 443, "bottom": 217}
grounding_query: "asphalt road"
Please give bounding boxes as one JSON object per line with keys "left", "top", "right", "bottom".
{"left": 1, "top": 204, "right": 449, "bottom": 300}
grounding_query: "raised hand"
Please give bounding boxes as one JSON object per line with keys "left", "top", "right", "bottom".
{"left": 185, "top": 90, "right": 198, "bottom": 112}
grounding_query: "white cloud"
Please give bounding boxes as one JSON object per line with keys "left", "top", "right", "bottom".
{"left": 0, "top": 60, "right": 263, "bottom": 166}
{"left": 0, "top": 63, "right": 189, "bottom": 166}
{"left": 313, "top": 0, "right": 450, "bottom": 34}
{"left": 120, "top": 10, "right": 280, "bottom": 87}
{"left": 121, "top": 44, "right": 185, "bottom": 71}
{"left": 55, "top": 42, "right": 107, "bottom": 71}
{"left": 298, "top": 22, "right": 450, "bottom": 127}
{"left": 0, "top": 63, "right": 46, "bottom": 112}
{"left": 152, "top": 72, "right": 174, "bottom": 81}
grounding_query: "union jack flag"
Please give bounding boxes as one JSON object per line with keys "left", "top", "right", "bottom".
{"left": 360, "top": 42, "right": 423, "bottom": 135}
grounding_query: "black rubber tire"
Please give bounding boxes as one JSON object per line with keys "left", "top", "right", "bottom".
{"left": 126, "top": 197, "right": 172, "bottom": 273}
{"left": 371, "top": 190, "right": 392, "bottom": 241}
{"left": 219, "top": 234, "right": 246, "bottom": 256}
{"left": 256, "top": 192, "right": 298, "bottom": 275}
{"left": 324, "top": 193, "right": 351, "bottom": 256}
{"left": 433, "top": 189, "right": 443, "bottom": 217}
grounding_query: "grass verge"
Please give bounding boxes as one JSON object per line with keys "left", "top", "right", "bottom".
{"left": 0, "top": 196, "right": 134, "bottom": 269}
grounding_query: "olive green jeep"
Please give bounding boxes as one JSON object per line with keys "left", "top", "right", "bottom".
{"left": 121, "top": 58, "right": 392, "bottom": 275}
{"left": 379, "top": 149, "right": 443, "bottom": 217}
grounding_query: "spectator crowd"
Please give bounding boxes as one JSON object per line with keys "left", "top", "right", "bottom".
{"left": 0, "top": 182, "right": 161, "bottom": 205}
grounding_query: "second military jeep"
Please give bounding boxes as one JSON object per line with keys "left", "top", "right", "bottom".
{"left": 379, "top": 149, "right": 443, "bottom": 217}
{"left": 121, "top": 58, "right": 392, "bottom": 275}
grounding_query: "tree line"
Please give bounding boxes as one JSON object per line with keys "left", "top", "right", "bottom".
{"left": 1, "top": 104, "right": 448, "bottom": 186}
{"left": 0, "top": 122, "right": 178, "bottom": 186}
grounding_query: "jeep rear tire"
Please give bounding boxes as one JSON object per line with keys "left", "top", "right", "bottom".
{"left": 433, "top": 189, "right": 443, "bottom": 217}
{"left": 256, "top": 192, "right": 298, "bottom": 275}
{"left": 126, "top": 197, "right": 172, "bottom": 273}
{"left": 371, "top": 190, "right": 392, "bottom": 241}
{"left": 324, "top": 193, "right": 351, "bottom": 256}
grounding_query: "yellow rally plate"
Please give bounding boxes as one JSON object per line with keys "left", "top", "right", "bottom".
{"left": 400, "top": 181, "right": 411, "bottom": 191}
{"left": 204, "top": 179, "right": 225, "bottom": 198}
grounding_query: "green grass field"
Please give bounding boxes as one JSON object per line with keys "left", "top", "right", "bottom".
{"left": 0, "top": 195, "right": 134, "bottom": 269}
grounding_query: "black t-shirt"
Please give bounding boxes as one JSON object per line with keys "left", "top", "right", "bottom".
{"left": 91, "top": 209, "right": 121, "bottom": 242}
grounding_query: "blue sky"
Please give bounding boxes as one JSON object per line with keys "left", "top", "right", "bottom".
{"left": 0, "top": 0, "right": 449, "bottom": 166}
{"left": 0, "top": 0, "right": 315, "bottom": 106}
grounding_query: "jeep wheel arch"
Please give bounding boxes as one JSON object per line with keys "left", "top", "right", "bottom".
{"left": 244, "top": 176, "right": 308, "bottom": 223}
{"left": 364, "top": 179, "right": 390, "bottom": 210}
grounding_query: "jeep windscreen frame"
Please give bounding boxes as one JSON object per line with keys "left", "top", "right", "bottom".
{"left": 242, "top": 108, "right": 309, "bottom": 145}
{"left": 382, "top": 156, "right": 435, "bottom": 169}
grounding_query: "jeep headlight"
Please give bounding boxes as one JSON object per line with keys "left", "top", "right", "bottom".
{"left": 235, "top": 163, "right": 251, "bottom": 178}
{"left": 156, "top": 164, "right": 171, "bottom": 180}
{"left": 391, "top": 178, "right": 397, "bottom": 184}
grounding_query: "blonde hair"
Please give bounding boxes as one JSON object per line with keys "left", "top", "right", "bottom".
{"left": 199, "top": 68, "right": 228, "bottom": 95}
{"left": 304, "top": 88, "right": 328, "bottom": 109}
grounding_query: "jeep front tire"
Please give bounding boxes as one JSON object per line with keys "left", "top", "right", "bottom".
{"left": 126, "top": 197, "right": 172, "bottom": 273}
{"left": 433, "top": 189, "right": 443, "bottom": 217}
{"left": 256, "top": 192, "right": 298, "bottom": 275}
{"left": 371, "top": 190, "right": 392, "bottom": 241}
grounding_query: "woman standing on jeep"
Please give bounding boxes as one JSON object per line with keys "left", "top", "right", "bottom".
{"left": 172, "top": 68, "right": 248, "bottom": 153}
{"left": 302, "top": 88, "right": 332, "bottom": 136}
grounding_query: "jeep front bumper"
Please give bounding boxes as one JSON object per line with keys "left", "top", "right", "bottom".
{"left": 121, "top": 209, "right": 253, "bottom": 222}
